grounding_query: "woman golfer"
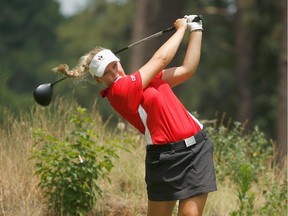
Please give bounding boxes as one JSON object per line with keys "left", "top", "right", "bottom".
{"left": 54, "top": 15, "right": 217, "bottom": 216}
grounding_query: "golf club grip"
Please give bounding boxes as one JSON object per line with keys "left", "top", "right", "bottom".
{"left": 192, "top": 16, "right": 202, "bottom": 22}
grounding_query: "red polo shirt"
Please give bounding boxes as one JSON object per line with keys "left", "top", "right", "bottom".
{"left": 100, "top": 71, "right": 202, "bottom": 144}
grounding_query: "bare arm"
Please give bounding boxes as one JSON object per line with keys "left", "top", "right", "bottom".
{"left": 162, "top": 30, "right": 203, "bottom": 87}
{"left": 139, "top": 18, "right": 187, "bottom": 89}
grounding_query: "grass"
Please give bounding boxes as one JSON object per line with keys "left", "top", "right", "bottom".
{"left": 0, "top": 99, "right": 287, "bottom": 215}
{"left": 0, "top": 110, "right": 44, "bottom": 215}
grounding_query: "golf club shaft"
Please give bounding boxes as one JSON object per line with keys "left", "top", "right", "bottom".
{"left": 114, "top": 26, "right": 175, "bottom": 54}
{"left": 51, "top": 76, "right": 68, "bottom": 85}
{"left": 53, "top": 15, "right": 202, "bottom": 84}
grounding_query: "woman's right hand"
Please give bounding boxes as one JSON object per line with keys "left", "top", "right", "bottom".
{"left": 174, "top": 18, "right": 187, "bottom": 31}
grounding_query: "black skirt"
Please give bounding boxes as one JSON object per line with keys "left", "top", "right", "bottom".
{"left": 145, "top": 130, "right": 217, "bottom": 201}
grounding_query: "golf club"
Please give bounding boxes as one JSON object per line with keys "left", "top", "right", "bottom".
{"left": 33, "top": 16, "right": 202, "bottom": 106}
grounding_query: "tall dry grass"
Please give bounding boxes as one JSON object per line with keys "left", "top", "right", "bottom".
{"left": 0, "top": 109, "right": 45, "bottom": 215}
{"left": 0, "top": 99, "right": 286, "bottom": 216}
{"left": 0, "top": 98, "right": 91, "bottom": 215}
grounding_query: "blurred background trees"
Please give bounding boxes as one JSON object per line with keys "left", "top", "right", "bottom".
{"left": 0, "top": 0, "right": 286, "bottom": 162}
{"left": 0, "top": 0, "right": 63, "bottom": 110}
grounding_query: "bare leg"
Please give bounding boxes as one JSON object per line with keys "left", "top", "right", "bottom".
{"left": 177, "top": 193, "right": 208, "bottom": 216}
{"left": 147, "top": 200, "right": 177, "bottom": 216}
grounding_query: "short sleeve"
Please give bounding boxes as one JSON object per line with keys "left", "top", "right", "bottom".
{"left": 108, "top": 71, "right": 143, "bottom": 112}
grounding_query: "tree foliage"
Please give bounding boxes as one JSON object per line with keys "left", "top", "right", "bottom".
{"left": 0, "top": 0, "right": 63, "bottom": 111}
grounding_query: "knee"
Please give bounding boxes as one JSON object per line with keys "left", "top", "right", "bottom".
{"left": 178, "top": 209, "right": 201, "bottom": 216}
{"left": 178, "top": 203, "right": 203, "bottom": 216}
{"left": 178, "top": 194, "right": 208, "bottom": 216}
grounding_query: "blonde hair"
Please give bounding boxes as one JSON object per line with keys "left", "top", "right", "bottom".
{"left": 52, "top": 46, "right": 105, "bottom": 78}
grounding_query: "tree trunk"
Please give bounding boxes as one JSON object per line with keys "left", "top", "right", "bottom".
{"left": 276, "top": 0, "right": 287, "bottom": 165}
{"left": 128, "top": 0, "right": 148, "bottom": 73}
{"left": 235, "top": 0, "right": 255, "bottom": 128}
{"left": 128, "top": 0, "right": 186, "bottom": 72}
{"left": 145, "top": 0, "right": 186, "bottom": 57}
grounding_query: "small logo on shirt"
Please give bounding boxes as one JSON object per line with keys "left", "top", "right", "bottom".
{"left": 131, "top": 75, "right": 136, "bottom": 81}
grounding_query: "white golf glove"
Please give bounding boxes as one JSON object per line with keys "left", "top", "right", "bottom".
{"left": 184, "top": 15, "right": 203, "bottom": 32}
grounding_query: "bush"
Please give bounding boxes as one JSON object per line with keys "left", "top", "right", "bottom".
{"left": 206, "top": 122, "right": 274, "bottom": 181}
{"left": 205, "top": 119, "right": 286, "bottom": 215}
{"left": 31, "top": 107, "right": 121, "bottom": 216}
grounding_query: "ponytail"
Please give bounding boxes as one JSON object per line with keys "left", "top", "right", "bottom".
{"left": 52, "top": 46, "right": 105, "bottom": 78}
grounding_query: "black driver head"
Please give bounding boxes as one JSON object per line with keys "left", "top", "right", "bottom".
{"left": 33, "top": 83, "right": 53, "bottom": 106}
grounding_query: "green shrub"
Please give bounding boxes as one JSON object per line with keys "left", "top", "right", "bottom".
{"left": 230, "top": 162, "right": 256, "bottom": 216}
{"left": 205, "top": 120, "right": 279, "bottom": 215}
{"left": 31, "top": 107, "right": 120, "bottom": 216}
{"left": 259, "top": 171, "right": 287, "bottom": 215}
{"left": 206, "top": 122, "right": 273, "bottom": 182}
